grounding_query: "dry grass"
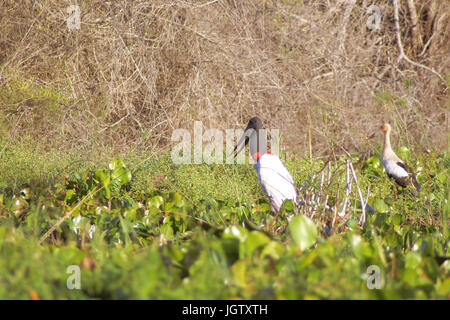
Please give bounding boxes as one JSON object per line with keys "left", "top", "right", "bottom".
{"left": 0, "top": 0, "right": 448, "bottom": 157}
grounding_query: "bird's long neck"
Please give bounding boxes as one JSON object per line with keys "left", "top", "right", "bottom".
{"left": 250, "top": 128, "right": 268, "bottom": 160}
{"left": 381, "top": 129, "right": 393, "bottom": 160}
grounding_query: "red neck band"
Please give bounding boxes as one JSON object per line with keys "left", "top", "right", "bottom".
{"left": 252, "top": 151, "right": 271, "bottom": 161}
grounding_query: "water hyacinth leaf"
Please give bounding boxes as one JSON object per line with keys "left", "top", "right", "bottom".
{"left": 261, "top": 241, "right": 284, "bottom": 260}
{"left": 109, "top": 158, "right": 125, "bottom": 171}
{"left": 65, "top": 189, "right": 75, "bottom": 203}
{"left": 95, "top": 170, "right": 110, "bottom": 187}
{"left": 373, "top": 198, "right": 389, "bottom": 213}
{"left": 12, "top": 196, "right": 29, "bottom": 217}
{"left": 386, "top": 231, "right": 400, "bottom": 247}
{"left": 393, "top": 214, "right": 402, "bottom": 226}
{"left": 436, "top": 172, "right": 447, "bottom": 184}
{"left": 160, "top": 224, "right": 174, "bottom": 240}
{"left": 168, "top": 192, "right": 183, "bottom": 206}
{"left": 148, "top": 196, "right": 164, "bottom": 209}
{"left": 405, "top": 251, "right": 422, "bottom": 269}
{"left": 20, "top": 187, "right": 31, "bottom": 200}
{"left": 350, "top": 234, "right": 373, "bottom": 259}
{"left": 220, "top": 238, "right": 240, "bottom": 264}
{"left": 367, "top": 156, "right": 381, "bottom": 169}
{"left": 242, "top": 231, "right": 270, "bottom": 258}
{"left": 231, "top": 260, "right": 247, "bottom": 288}
{"left": 223, "top": 225, "right": 247, "bottom": 242}
{"left": 280, "top": 200, "right": 295, "bottom": 216}
{"left": 163, "top": 201, "right": 175, "bottom": 212}
{"left": 363, "top": 156, "right": 382, "bottom": 176}
{"left": 104, "top": 186, "right": 111, "bottom": 199}
{"left": 288, "top": 215, "right": 318, "bottom": 251}
{"left": 374, "top": 213, "right": 388, "bottom": 228}
{"left": 255, "top": 202, "right": 270, "bottom": 213}
{"left": 396, "top": 146, "right": 410, "bottom": 160}
{"left": 111, "top": 167, "right": 132, "bottom": 186}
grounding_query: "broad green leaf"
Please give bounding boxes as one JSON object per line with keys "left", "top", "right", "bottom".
{"left": 288, "top": 215, "right": 318, "bottom": 251}
{"left": 169, "top": 192, "right": 183, "bottom": 204}
{"left": 148, "top": 196, "right": 164, "bottom": 209}
{"left": 104, "top": 186, "right": 111, "bottom": 199}
{"left": 65, "top": 189, "right": 75, "bottom": 202}
{"left": 109, "top": 158, "right": 125, "bottom": 171}
{"left": 436, "top": 172, "right": 447, "bottom": 184}
{"left": 363, "top": 156, "right": 382, "bottom": 171}
{"left": 350, "top": 234, "right": 374, "bottom": 259}
{"left": 20, "top": 187, "right": 31, "bottom": 200}
{"left": 373, "top": 198, "right": 389, "bottom": 213}
{"left": 254, "top": 202, "right": 270, "bottom": 213}
{"left": 392, "top": 214, "right": 402, "bottom": 226}
{"left": 242, "top": 231, "right": 270, "bottom": 258}
{"left": 111, "top": 167, "right": 132, "bottom": 186}
{"left": 261, "top": 241, "right": 284, "bottom": 260}
{"left": 95, "top": 169, "right": 110, "bottom": 187}
{"left": 396, "top": 146, "right": 410, "bottom": 160}
{"left": 223, "top": 225, "right": 247, "bottom": 242}
{"left": 405, "top": 251, "right": 422, "bottom": 269}
{"left": 280, "top": 200, "right": 295, "bottom": 213}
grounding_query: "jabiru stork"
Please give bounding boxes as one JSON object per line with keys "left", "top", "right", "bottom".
{"left": 233, "top": 117, "right": 297, "bottom": 223}
{"left": 380, "top": 123, "right": 421, "bottom": 195}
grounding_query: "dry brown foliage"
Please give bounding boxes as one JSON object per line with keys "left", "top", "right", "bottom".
{"left": 0, "top": 0, "right": 448, "bottom": 157}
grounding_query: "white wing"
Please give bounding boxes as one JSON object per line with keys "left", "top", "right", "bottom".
{"left": 382, "top": 159, "right": 408, "bottom": 178}
{"left": 255, "top": 154, "right": 297, "bottom": 212}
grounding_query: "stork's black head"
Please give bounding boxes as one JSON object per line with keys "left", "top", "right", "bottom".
{"left": 245, "top": 117, "right": 263, "bottom": 131}
{"left": 233, "top": 116, "right": 267, "bottom": 158}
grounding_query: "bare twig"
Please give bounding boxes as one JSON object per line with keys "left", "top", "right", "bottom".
{"left": 339, "top": 159, "right": 352, "bottom": 218}
{"left": 348, "top": 162, "right": 367, "bottom": 225}
{"left": 392, "top": 0, "right": 447, "bottom": 87}
{"left": 406, "top": 0, "right": 422, "bottom": 51}
{"left": 339, "top": 0, "right": 356, "bottom": 47}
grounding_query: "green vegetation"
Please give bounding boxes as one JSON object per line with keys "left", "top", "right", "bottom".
{"left": 0, "top": 141, "right": 448, "bottom": 299}
{"left": 0, "top": 0, "right": 448, "bottom": 301}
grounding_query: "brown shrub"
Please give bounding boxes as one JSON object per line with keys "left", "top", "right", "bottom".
{"left": 0, "top": 0, "right": 448, "bottom": 157}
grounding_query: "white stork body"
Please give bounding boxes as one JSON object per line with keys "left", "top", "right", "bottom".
{"left": 381, "top": 159, "right": 408, "bottom": 180}
{"left": 233, "top": 117, "right": 297, "bottom": 212}
{"left": 255, "top": 153, "right": 297, "bottom": 212}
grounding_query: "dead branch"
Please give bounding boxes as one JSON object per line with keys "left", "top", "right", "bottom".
{"left": 392, "top": 0, "right": 447, "bottom": 87}
{"left": 406, "top": 0, "right": 422, "bottom": 51}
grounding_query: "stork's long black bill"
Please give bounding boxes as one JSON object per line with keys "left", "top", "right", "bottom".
{"left": 232, "top": 126, "right": 255, "bottom": 158}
